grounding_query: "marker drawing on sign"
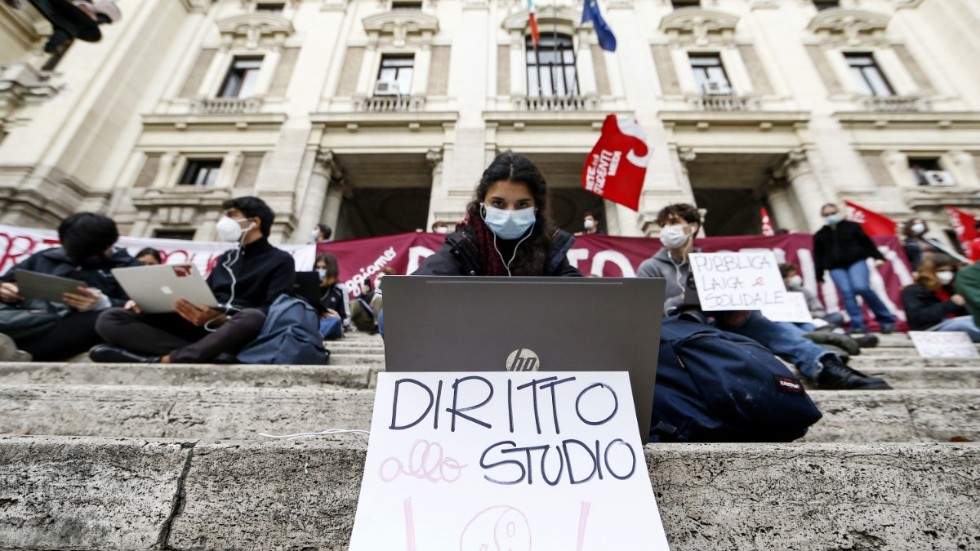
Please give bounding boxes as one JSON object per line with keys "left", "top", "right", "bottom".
{"left": 379, "top": 440, "right": 467, "bottom": 483}
{"left": 404, "top": 498, "right": 417, "bottom": 551}
{"left": 459, "top": 505, "right": 532, "bottom": 551}
{"left": 577, "top": 501, "right": 592, "bottom": 551}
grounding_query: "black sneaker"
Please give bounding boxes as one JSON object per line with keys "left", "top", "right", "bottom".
{"left": 852, "top": 333, "right": 879, "bottom": 348}
{"left": 878, "top": 323, "right": 895, "bottom": 335}
{"left": 814, "top": 354, "right": 892, "bottom": 390}
{"left": 89, "top": 345, "right": 160, "bottom": 364}
{"left": 804, "top": 331, "right": 860, "bottom": 356}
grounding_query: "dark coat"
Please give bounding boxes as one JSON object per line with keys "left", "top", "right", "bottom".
{"left": 900, "top": 283, "right": 969, "bottom": 330}
{"left": 1, "top": 246, "right": 141, "bottom": 307}
{"left": 414, "top": 227, "right": 582, "bottom": 277}
{"left": 207, "top": 237, "right": 295, "bottom": 311}
{"left": 813, "top": 220, "right": 884, "bottom": 280}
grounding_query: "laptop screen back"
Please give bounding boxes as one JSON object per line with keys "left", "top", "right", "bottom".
{"left": 382, "top": 276, "right": 666, "bottom": 443}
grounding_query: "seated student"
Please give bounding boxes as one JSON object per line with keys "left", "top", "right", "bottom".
{"left": 956, "top": 260, "right": 980, "bottom": 328}
{"left": 349, "top": 277, "right": 381, "bottom": 333}
{"left": 901, "top": 218, "right": 965, "bottom": 270}
{"left": 315, "top": 252, "right": 348, "bottom": 340}
{"left": 901, "top": 254, "right": 980, "bottom": 342}
{"left": 414, "top": 152, "right": 580, "bottom": 277}
{"left": 90, "top": 196, "right": 295, "bottom": 363}
{"left": 135, "top": 247, "right": 162, "bottom": 266}
{"left": 637, "top": 203, "right": 890, "bottom": 390}
{"left": 0, "top": 213, "right": 141, "bottom": 361}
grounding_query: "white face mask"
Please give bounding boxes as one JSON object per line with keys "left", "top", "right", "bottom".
{"left": 312, "top": 230, "right": 320, "bottom": 241}
{"left": 937, "top": 271, "right": 955, "bottom": 285}
{"left": 911, "top": 223, "right": 926, "bottom": 236}
{"left": 435, "top": 226, "right": 449, "bottom": 235}
{"left": 788, "top": 275, "right": 803, "bottom": 288}
{"left": 584, "top": 219, "right": 595, "bottom": 230}
{"left": 216, "top": 216, "right": 252, "bottom": 242}
{"left": 482, "top": 205, "right": 536, "bottom": 240}
{"left": 659, "top": 224, "right": 691, "bottom": 250}
{"left": 316, "top": 268, "right": 327, "bottom": 280}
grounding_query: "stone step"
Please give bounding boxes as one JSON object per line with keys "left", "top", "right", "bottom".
{"left": 3, "top": 362, "right": 976, "bottom": 392}
{"left": 1, "top": 384, "right": 976, "bottom": 443}
{"left": 0, "top": 436, "right": 976, "bottom": 550}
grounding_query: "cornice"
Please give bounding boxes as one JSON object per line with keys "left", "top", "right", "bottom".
{"left": 216, "top": 13, "right": 294, "bottom": 49}
{"left": 363, "top": 11, "right": 439, "bottom": 46}
{"left": 833, "top": 111, "right": 980, "bottom": 129}
{"left": 807, "top": 8, "right": 891, "bottom": 48}
{"left": 659, "top": 8, "right": 740, "bottom": 47}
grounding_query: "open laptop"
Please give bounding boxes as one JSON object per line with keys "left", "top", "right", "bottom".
{"left": 111, "top": 264, "right": 219, "bottom": 314}
{"left": 293, "top": 271, "right": 324, "bottom": 312}
{"left": 382, "top": 276, "right": 666, "bottom": 443}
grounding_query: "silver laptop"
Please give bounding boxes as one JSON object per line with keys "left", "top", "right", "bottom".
{"left": 383, "top": 276, "right": 666, "bottom": 443}
{"left": 111, "top": 264, "right": 219, "bottom": 314}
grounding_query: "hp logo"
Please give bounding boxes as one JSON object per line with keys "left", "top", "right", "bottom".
{"left": 506, "top": 348, "right": 540, "bottom": 372}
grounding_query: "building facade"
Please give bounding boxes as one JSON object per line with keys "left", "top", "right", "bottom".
{"left": 0, "top": 0, "right": 978, "bottom": 247}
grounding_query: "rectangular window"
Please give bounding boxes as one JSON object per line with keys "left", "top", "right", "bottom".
{"left": 671, "top": 0, "right": 700, "bottom": 8}
{"left": 255, "top": 2, "right": 285, "bottom": 12}
{"left": 219, "top": 57, "right": 263, "bottom": 98}
{"left": 813, "top": 1, "right": 839, "bottom": 10}
{"left": 376, "top": 55, "right": 414, "bottom": 95}
{"left": 690, "top": 53, "right": 731, "bottom": 94}
{"left": 845, "top": 53, "right": 894, "bottom": 97}
{"left": 153, "top": 229, "right": 196, "bottom": 240}
{"left": 908, "top": 158, "right": 956, "bottom": 186}
{"left": 391, "top": 1, "right": 423, "bottom": 9}
{"left": 526, "top": 35, "right": 579, "bottom": 97}
{"left": 179, "top": 159, "right": 222, "bottom": 187}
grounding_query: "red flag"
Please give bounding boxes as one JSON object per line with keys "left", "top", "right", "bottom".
{"left": 526, "top": 0, "right": 540, "bottom": 47}
{"left": 582, "top": 115, "right": 650, "bottom": 210}
{"left": 844, "top": 200, "right": 898, "bottom": 237}
{"left": 945, "top": 206, "right": 978, "bottom": 254}
{"left": 760, "top": 207, "right": 774, "bottom": 236}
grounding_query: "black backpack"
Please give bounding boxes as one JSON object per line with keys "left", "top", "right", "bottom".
{"left": 651, "top": 315, "right": 823, "bottom": 442}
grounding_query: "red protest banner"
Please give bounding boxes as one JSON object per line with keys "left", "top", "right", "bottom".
{"left": 844, "top": 200, "right": 898, "bottom": 237}
{"left": 582, "top": 115, "right": 650, "bottom": 210}
{"left": 944, "top": 206, "right": 979, "bottom": 261}
{"left": 760, "top": 207, "right": 774, "bottom": 236}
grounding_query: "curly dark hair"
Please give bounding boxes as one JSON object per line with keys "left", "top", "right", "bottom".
{"left": 465, "top": 152, "right": 553, "bottom": 276}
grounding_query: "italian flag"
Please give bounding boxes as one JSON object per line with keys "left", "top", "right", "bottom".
{"left": 526, "top": 0, "right": 540, "bottom": 47}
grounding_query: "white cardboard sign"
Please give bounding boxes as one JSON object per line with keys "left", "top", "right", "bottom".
{"left": 761, "top": 292, "right": 814, "bottom": 323}
{"left": 909, "top": 331, "right": 980, "bottom": 358}
{"left": 349, "top": 371, "right": 670, "bottom": 551}
{"left": 689, "top": 251, "right": 786, "bottom": 311}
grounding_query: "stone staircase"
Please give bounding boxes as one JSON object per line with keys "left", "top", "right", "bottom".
{"left": 0, "top": 332, "right": 978, "bottom": 550}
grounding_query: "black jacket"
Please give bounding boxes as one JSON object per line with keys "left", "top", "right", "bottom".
{"left": 319, "top": 284, "right": 348, "bottom": 319}
{"left": 1, "top": 247, "right": 141, "bottom": 307}
{"left": 208, "top": 237, "right": 295, "bottom": 311}
{"left": 414, "top": 227, "right": 582, "bottom": 277}
{"left": 813, "top": 220, "right": 884, "bottom": 280}
{"left": 900, "top": 283, "right": 969, "bottom": 330}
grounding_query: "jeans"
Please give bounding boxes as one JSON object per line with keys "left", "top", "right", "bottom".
{"left": 319, "top": 317, "right": 343, "bottom": 340}
{"left": 721, "top": 311, "right": 828, "bottom": 381}
{"left": 829, "top": 260, "right": 895, "bottom": 332}
{"left": 928, "top": 315, "right": 980, "bottom": 343}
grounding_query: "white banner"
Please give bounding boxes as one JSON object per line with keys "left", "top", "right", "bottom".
{"left": 350, "top": 371, "right": 670, "bottom": 551}
{"left": 0, "top": 224, "right": 315, "bottom": 276}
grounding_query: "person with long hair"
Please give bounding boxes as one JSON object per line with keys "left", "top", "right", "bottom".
{"left": 901, "top": 254, "right": 980, "bottom": 342}
{"left": 414, "top": 152, "right": 580, "bottom": 277}
{"left": 901, "top": 217, "right": 965, "bottom": 270}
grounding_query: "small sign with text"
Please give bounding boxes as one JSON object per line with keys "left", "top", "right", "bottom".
{"left": 349, "top": 371, "right": 670, "bottom": 551}
{"left": 909, "top": 331, "right": 979, "bottom": 358}
{"left": 689, "top": 251, "right": 786, "bottom": 311}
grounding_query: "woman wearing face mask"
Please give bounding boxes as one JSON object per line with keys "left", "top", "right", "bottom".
{"left": 813, "top": 203, "right": 896, "bottom": 336}
{"left": 779, "top": 263, "right": 845, "bottom": 329}
{"left": 413, "top": 152, "right": 581, "bottom": 277}
{"left": 901, "top": 218, "right": 966, "bottom": 270}
{"left": 315, "top": 253, "right": 349, "bottom": 340}
{"left": 900, "top": 254, "right": 980, "bottom": 342}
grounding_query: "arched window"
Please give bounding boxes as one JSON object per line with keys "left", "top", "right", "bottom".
{"left": 525, "top": 34, "right": 578, "bottom": 97}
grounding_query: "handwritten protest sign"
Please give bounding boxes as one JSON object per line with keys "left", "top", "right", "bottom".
{"left": 350, "top": 371, "right": 670, "bottom": 551}
{"left": 761, "top": 292, "right": 813, "bottom": 323}
{"left": 909, "top": 331, "right": 980, "bottom": 358}
{"left": 689, "top": 251, "right": 785, "bottom": 311}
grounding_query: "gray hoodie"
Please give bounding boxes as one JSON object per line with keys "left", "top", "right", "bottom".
{"left": 637, "top": 247, "right": 696, "bottom": 314}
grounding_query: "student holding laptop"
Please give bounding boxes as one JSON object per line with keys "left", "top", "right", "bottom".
{"left": 415, "top": 152, "right": 581, "bottom": 277}
{"left": 0, "top": 213, "right": 140, "bottom": 361}
{"left": 90, "top": 196, "right": 295, "bottom": 363}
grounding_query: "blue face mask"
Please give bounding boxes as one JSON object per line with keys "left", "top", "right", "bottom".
{"left": 482, "top": 205, "right": 536, "bottom": 240}
{"left": 825, "top": 214, "right": 841, "bottom": 225}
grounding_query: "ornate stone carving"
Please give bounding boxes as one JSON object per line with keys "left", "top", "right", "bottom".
{"left": 216, "top": 13, "right": 295, "bottom": 49}
{"left": 362, "top": 11, "right": 439, "bottom": 47}
{"left": 659, "top": 8, "right": 739, "bottom": 47}
{"left": 502, "top": 6, "right": 579, "bottom": 36}
{"left": 807, "top": 9, "right": 891, "bottom": 48}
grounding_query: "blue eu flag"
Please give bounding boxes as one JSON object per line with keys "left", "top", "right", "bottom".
{"left": 582, "top": 0, "right": 617, "bottom": 52}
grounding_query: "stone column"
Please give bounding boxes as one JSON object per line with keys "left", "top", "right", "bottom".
{"left": 295, "top": 150, "right": 340, "bottom": 242}
{"left": 777, "top": 150, "right": 829, "bottom": 233}
{"left": 764, "top": 180, "right": 798, "bottom": 233}
{"left": 425, "top": 148, "right": 447, "bottom": 227}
